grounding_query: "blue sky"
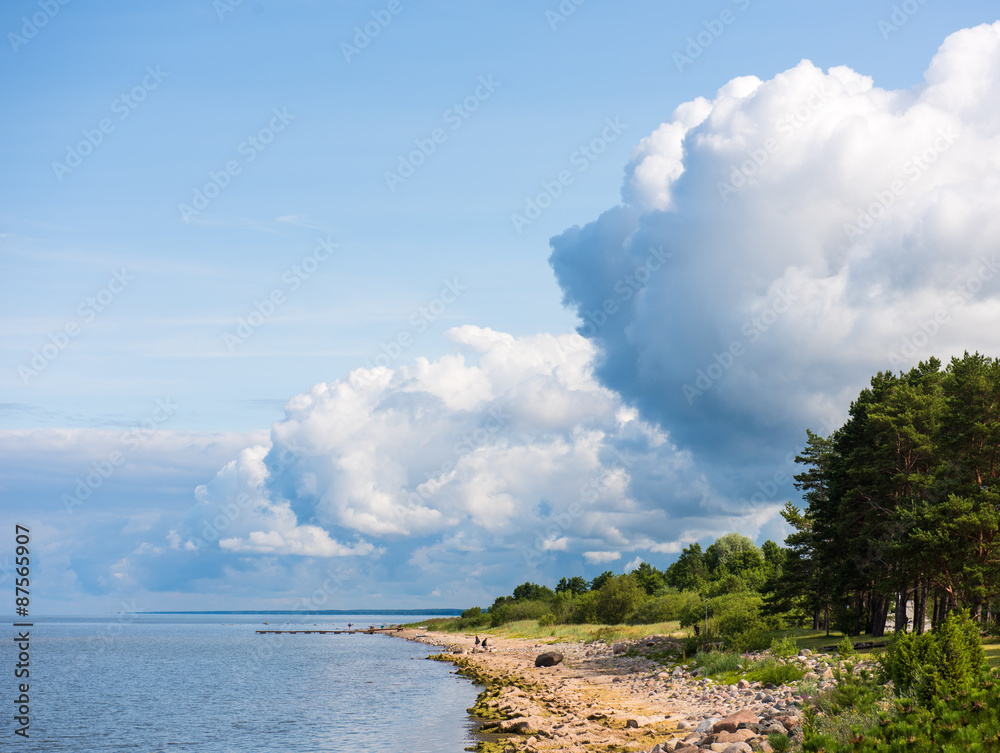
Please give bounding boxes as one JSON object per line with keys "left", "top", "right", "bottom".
{"left": 2, "top": 0, "right": 999, "bottom": 614}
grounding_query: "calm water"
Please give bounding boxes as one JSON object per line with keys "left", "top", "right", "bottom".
{"left": 0, "top": 614, "right": 480, "bottom": 753}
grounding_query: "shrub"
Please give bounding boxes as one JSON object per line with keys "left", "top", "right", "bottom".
{"left": 592, "top": 575, "right": 646, "bottom": 625}
{"left": 728, "top": 628, "right": 770, "bottom": 653}
{"left": 802, "top": 672, "right": 1000, "bottom": 751}
{"left": 452, "top": 606, "right": 490, "bottom": 629}
{"left": 770, "top": 636, "right": 799, "bottom": 658}
{"left": 879, "top": 609, "right": 988, "bottom": 705}
{"left": 489, "top": 598, "right": 554, "bottom": 627}
{"left": 627, "top": 591, "right": 700, "bottom": 624}
{"left": 745, "top": 657, "right": 805, "bottom": 685}
{"left": 836, "top": 635, "right": 856, "bottom": 658}
{"left": 693, "top": 650, "right": 742, "bottom": 677}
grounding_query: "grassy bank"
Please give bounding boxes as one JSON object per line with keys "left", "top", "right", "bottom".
{"left": 408, "top": 616, "right": 1000, "bottom": 668}
{"left": 407, "top": 616, "right": 685, "bottom": 643}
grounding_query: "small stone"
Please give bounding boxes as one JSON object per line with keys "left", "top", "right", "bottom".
{"left": 737, "top": 679, "right": 750, "bottom": 690}
{"left": 722, "top": 744, "right": 753, "bottom": 753}
{"left": 798, "top": 649, "right": 812, "bottom": 657}
{"left": 613, "top": 642, "right": 628, "bottom": 654}
{"left": 626, "top": 719, "right": 640, "bottom": 729}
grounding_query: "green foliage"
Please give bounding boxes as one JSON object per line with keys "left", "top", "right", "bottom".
{"left": 511, "top": 582, "right": 555, "bottom": 602}
{"left": 879, "top": 609, "right": 989, "bottom": 704}
{"left": 770, "top": 636, "right": 799, "bottom": 657}
{"left": 626, "top": 591, "right": 700, "bottom": 625}
{"left": 489, "top": 598, "right": 554, "bottom": 627}
{"left": 744, "top": 657, "right": 805, "bottom": 685}
{"left": 555, "top": 576, "right": 589, "bottom": 595}
{"left": 453, "top": 606, "right": 491, "bottom": 629}
{"left": 803, "top": 672, "right": 1000, "bottom": 752}
{"left": 592, "top": 574, "right": 646, "bottom": 625}
{"left": 727, "top": 628, "right": 770, "bottom": 653}
{"left": 692, "top": 650, "right": 742, "bottom": 677}
{"left": 537, "top": 612, "right": 556, "bottom": 627}
{"left": 665, "top": 543, "right": 709, "bottom": 592}
{"left": 589, "top": 570, "right": 615, "bottom": 592}
{"left": 767, "top": 731, "right": 792, "bottom": 753}
{"left": 836, "top": 635, "right": 856, "bottom": 658}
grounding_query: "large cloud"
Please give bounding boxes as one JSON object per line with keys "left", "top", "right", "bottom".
{"left": 550, "top": 22, "right": 1000, "bottom": 488}
{"left": 177, "top": 326, "right": 776, "bottom": 594}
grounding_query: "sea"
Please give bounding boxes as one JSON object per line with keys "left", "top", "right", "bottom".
{"left": 0, "top": 613, "right": 482, "bottom": 753}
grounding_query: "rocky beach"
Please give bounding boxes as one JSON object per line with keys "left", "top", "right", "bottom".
{"left": 397, "top": 629, "right": 862, "bottom": 753}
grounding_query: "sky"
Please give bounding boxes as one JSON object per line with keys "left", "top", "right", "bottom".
{"left": 2, "top": 0, "right": 999, "bottom": 614}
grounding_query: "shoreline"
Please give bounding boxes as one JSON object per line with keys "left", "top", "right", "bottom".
{"left": 395, "top": 628, "right": 815, "bottom": 753}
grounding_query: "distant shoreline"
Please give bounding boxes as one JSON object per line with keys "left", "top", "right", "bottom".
{"left": 139, "top": 609, "right": 465, "bottom": 616}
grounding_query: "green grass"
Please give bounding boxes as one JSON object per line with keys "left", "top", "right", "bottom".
{"left": 984, "top": 638, "right": 1000, "bottom": 668}
{"left": 407, "top": 617, "right": 684, "bottom": 643}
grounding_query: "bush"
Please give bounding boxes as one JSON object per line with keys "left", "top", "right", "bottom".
{"left": 836, "top": 635, "right": 856, "bottom": 658}
{"left": 452, "top": 606, "right": 490, "bottom": 629}
{"left": 627, "top": 591, "right": 700, "bottom": 624}
{"left": 745, "top": 657, "right": 805, "bottom": 685}
{"left": 879, "top": 610, "right": 989, "bottom": 705}
{"left": 802, "top": 672, "right": 1000, "bottom": 751}
{"left": 728, "top": 628, "right": 770, "bottom": 653}
{"left": 693, "top": 650, "right": 742, "bottom": 677}
{"left": 489, "top": 598, "right": 554, "bottom": 627}
{"left": 770, "top": 636, "right": 799, "bottom": 658}
{"left": 592, "top": 575, "right": 646, "bottom": 625}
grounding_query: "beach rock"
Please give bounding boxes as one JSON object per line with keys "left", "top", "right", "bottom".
{"left": 613, "top": 642, "right": 628, "bottom": 654}
{"left": 696, "top": 718, "right": 721, "bottom": 734}
{"left": 713, "top": 710, "right": 758, "bottom": 734}
{"left": 737, "top": 679, "right": 750, "bottom": 689}
{"left": 722, "top": 743, "right": 753, "bottom": 753}
{"left": 798, "top": 649, "right": 812, "bottom": 657}
{"left": 535, "top": 651, "right": 564, "bottom": 668}
{"left": 715, "top": 729, "right": 754, "bottom": 743}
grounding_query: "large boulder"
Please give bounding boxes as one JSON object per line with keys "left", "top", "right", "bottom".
{"left": 534, "top": 651, "right": 564, "bottom": 668}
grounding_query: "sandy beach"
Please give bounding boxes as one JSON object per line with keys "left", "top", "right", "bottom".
{"left": 396, "top": 629, "right": 811, "bottom": 753}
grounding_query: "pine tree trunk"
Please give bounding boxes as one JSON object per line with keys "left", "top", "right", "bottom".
{"left": 914, "top": 582, "right": 926, "bottom": 635}
{"left": 894, "top": 588, "right": 908, "bottom": 633}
